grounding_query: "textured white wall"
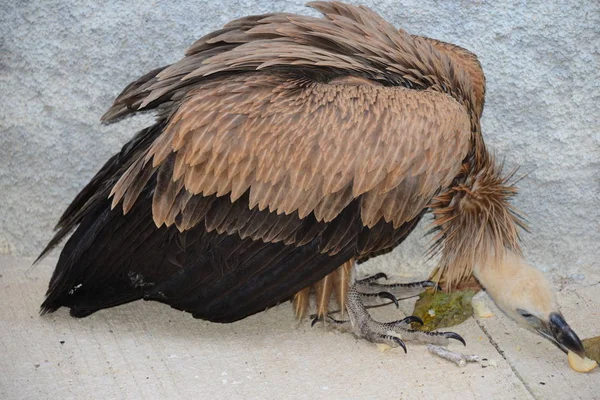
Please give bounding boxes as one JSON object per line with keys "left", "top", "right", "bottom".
{"left": 1, "top": 1, "right": 598, "bottom": 280}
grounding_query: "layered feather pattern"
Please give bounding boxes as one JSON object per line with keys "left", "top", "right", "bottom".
{"left": 38, "top": 2, "right": 509, "bottom": 322}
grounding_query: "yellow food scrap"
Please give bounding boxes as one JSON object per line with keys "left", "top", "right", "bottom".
{"left": 472, "top": 298, "right": 494, "bottom": 318}
{"left": 568, "top": 351, "right": 598, "bottom": 373}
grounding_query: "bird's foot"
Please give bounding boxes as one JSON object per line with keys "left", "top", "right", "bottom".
{"left": 355, "top": 272, "right": 439, "bottom": 306}
{"left": 316, "top": 285, "right": 465, "bottom": 352}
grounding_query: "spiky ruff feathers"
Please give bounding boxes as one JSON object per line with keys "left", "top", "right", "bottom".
{"left": 429, "top": 158, "right": 528, "bottom": 289}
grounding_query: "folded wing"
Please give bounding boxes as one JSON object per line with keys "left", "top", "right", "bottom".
{"left": 40, "top": 2, "right": 479, "bottom": 322}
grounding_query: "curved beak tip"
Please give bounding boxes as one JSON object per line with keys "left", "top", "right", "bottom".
{"left": 548, "top": 312, "right": 586, "bottom": 358}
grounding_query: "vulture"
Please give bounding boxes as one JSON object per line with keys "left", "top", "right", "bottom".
{"left": 37, "top": 1, "right": 585, "bottom": 357}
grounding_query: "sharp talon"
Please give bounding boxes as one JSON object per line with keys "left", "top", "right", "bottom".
{"left": 423, "top": 280, "right": 441, "bottom": 290}
{"left": 358, "top": 272, "right": 388, "bottom": 284}
{"left": 402, "top": 316, "right": 424, "bottom": 326}
{"left": 327, "top": 316, "right": 346, "bottom": 325}
{"left": 443, "top": 332, "right": 466, "bottom": 346}
{"left": 372, "top": 272, "right": 388, "bottom": 281}
{"left": 311, "top": 316, "right": 321, "bottom": 327}
{"left": 378, "top": 291, "right": 399, "bottom": 308}
{"left": 390, "top": 336, "right": 407, "bottom": 353}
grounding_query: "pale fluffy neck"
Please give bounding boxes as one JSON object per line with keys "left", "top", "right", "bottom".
{"left": 473, "top": 250, "right": 557, "bottom": 322}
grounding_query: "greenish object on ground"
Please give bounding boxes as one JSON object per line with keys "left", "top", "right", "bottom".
{"left": 582, "top": 336, "right": 600, "bottom": 363}
{"left": 411, "top": 289, "right": 476, "bottom": 331}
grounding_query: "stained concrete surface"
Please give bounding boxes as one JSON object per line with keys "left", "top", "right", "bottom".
{"left": 1, "top": 255, "right": 599, "bottom": 399}
{"left": 1, "top": 1, "right": 600, "bottom": 399}
{"left": 476, "top": 281, "right": 600, "bottom": 399}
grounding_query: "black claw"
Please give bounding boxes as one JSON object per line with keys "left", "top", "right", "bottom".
{"left": 378, "top": 291, "right": 399, "bottom": 308}
{"left": 423, "top": 280, "right": 442, "bottom": 290}
{"left": 388, "top": 335, "right": 407, "bottom": 353}
{"left": 443, "top": 332, "right": 466, "bottom": 346}
{"left": 401, "top": 316, "right": 424, "bottom": 326}
{"left": 326, "top": 316, "right": 347, "bottom": 325}
{"left": 370, "top": 272, "right": 388, "bottom": 281}
{"left": 311, "top": 316, "right": 321, "bottom": 327}
{"left": 358, "top": 272, "right": 388, "bottom": 284}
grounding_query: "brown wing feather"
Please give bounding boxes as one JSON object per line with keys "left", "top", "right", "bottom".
{"left": 416, "top": 36, "right": 486, "bottom": 118}
{"left": 99, "top": 0, "right": 482, "bottom": 277}
{"left": 111, "top": 73, "right": 471, "bottom": 233}
{"left": 102, "top": 2, "right": 480, "bottom": 125}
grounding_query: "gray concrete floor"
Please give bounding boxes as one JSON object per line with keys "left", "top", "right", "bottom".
{"left": 1, "top": 254, "right": 598, "bottom": 399}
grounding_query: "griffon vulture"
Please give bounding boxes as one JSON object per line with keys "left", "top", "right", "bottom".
{"left": 37, "top": 1, "right": 585, "bottom": 358}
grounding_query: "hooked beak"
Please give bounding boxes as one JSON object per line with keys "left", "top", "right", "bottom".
{"left": 537, "top": 312, "right": 585, "bottom": 357}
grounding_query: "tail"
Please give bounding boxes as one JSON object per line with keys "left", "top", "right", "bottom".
{"left": 40, "top": 199, "right": 138, "bottom": 316}
{"left": 38, "top": 122, "right": 165, "bottom": 315}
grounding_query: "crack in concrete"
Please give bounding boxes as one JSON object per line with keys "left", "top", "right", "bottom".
{"left": 475, "top": 318, "right": 538, "bottom": 400}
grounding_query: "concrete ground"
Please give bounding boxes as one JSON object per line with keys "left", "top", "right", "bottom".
{"left": 1, "top": 254, "right": 598, "bottom": 399}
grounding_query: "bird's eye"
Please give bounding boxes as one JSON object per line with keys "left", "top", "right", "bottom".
{"left": 517, "top": 309, "right": 532, "bottom": 318}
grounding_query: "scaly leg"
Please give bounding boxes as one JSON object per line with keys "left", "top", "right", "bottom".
{"left": 319, "top": 285, "right": 465, "bottom": 352}
{"left": 355, "top": 272, "right": 438, "bottom": 307}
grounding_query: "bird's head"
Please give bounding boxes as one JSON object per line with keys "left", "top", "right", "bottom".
{"left": 473, "top": 251, "right": 585, "bottom": 357}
